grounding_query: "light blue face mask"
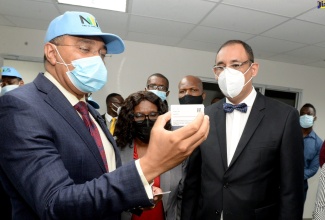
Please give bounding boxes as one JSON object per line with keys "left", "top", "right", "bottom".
{"left": 56, "top": 47, "right": 107, "bottom": 93}
{"left": 0, "top": 84, "right": 19, "bottom": 96}
{"left": 148, "top": 90, "right": 167, "bottom": 101}
{"left": 300, "top": 114, "right": 314, "bottom": 128}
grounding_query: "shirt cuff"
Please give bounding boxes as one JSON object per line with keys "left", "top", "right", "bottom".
{"left": 135, "top": 159, "right": 153, "bottom": 200}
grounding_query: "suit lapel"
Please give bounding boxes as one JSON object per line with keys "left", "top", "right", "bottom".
{"left": 34, "top": 74, "right": 108, "bottom": 173}
{"left": 213, "top": 101, "right": 228, "bottom": 170}
{"left": 88, "top": 106, "right": 122, "bottom": 167}
{"left": 228, "top": 93, "right": 266, "bottom": 168}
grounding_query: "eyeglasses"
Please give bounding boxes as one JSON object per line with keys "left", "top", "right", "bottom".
{"left": 213, "top": 60, "right": 251, "bottom": 75}
{"left": 133, "top": 112, "right": 160, "bottom": 123}
{"left": 56, "top": 44, "right": 108, "bottom": 59}
{"left": 147, "top": 84, "right": 167, "bottom": 91}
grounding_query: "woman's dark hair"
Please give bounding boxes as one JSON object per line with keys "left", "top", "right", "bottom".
{"left": 114, "top": 91, "right": 169, "bottom": 149}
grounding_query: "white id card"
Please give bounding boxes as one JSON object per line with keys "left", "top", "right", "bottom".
{"left": 170, "top": 104, "right": 204, "bottom": 127}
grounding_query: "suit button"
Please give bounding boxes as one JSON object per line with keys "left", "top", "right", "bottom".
{"left": 215, "top": 210, "right": 221, "bottom": 215}
{"left": 224, "top": 183, "right": 229, "bottom": 188}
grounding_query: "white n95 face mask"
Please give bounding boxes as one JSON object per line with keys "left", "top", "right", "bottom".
{"left": 217, "top": 65, "right": 252, "bottom": 98}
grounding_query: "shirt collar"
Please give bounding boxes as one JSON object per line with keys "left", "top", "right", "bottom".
{"left": 305, "top": 130, "right": 316, "bottom": 139}
{"left": 44, "top": 72, "right": 86, "bottom": 106}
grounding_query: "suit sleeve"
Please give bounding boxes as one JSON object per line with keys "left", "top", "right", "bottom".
{"left": 0, "top": 95, "right": 153, "bottom": 219}
{"left": 181, "top": 147, "right": 202, "bottom": 220}
{"left": 279, "top": 108, "right": 304, "bottom": 219}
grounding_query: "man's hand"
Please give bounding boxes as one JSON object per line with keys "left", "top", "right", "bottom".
{"left": 140, "top": 111, "right": 209, "bottom": 182}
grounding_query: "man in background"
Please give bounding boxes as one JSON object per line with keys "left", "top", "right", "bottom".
{"left": 178, "top": 75, "right": 206, "bottom": 105}
{"left": 102, "top": 93, "right": 124, "bottom": 135}
{"left": 0, "top": 66, "right": 24, "bottom": 96}
{"left": 300, "top": 103, "right": 323, "bottom": 202}
{"left": 145, "top": 73, "right": 169, "bottom": 106}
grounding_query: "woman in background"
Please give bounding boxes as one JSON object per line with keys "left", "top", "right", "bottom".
{"left": 115, "top": 91, "right": 183, "bottom": 220}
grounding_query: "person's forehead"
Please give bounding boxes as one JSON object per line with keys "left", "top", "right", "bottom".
{"left": 216, "top": 43, "right": 248, "bottom": 63}
{"left": 148, "top": 76, "right": 167, "bottom": 86}
{"left": 110, "top": 96, "right": 123, "bottom": 103}
{"left": 134, "top": 100, "right": 158, "bottom": 112}
{"left": 179, "top": 78, "right": 200, "bottom": 89}
{"left": 301, "top": 106, "right": 314, "bottom": 114}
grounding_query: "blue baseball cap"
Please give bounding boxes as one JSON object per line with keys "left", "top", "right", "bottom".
{"left": 45, "top": 11, "right": 124, "bottom": 54}
{"left": 1, "top": 66, "right": 22, "bottom": 78}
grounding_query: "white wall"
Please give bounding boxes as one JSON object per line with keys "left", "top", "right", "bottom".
{"left": 2, "top": 25, "right": 325, "bottom": 219}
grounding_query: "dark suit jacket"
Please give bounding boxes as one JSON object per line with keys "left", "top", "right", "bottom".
{"left": 0, "top": 73, "right": 152, "bottom": 220}
{"left": 181, "top": 93, "right": 304, "bottom": 220}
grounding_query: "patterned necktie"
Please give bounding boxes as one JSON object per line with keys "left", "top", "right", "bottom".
{"left": 109, "top": 117, "right": 117, "bottom": 135}
{"left": 74, "top": 101, "right": 108, "bottom": 172}
{"left": 223, "top": 102, "right": 248, "bottom": 113}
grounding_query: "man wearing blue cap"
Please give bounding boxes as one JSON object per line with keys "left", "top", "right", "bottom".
{"left": 0, "top": 66, "right": 24, "bottom": 96}
{"left": 0, "top": 11, "right": 209, "bottom": 220}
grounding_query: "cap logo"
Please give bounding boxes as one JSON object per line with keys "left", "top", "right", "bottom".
{"left": 2, "top": 68, "right": 11, "bottom": 73}
{"left": 79, "top": 15, "right": 99, "bottom": 28}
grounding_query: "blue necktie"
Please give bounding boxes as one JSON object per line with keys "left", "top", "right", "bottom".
{"left": 223, "top": 103, "right": 247, "bottom": 113}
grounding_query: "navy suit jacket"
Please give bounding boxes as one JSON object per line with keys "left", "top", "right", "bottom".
{"left": 181, "top": 93, "right": 304, "bottom": 220}
{"left": 0, "top": 73, "right": 152, "bottom": 219}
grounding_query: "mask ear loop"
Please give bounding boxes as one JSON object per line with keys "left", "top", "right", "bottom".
{"left": 243, "top": 63, "right": 254, "bottom": 87}
{"left": 54, "top": 45, "right": 73, "bottom": 73}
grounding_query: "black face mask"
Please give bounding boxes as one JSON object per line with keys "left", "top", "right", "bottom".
{"left": 179, "top": 95, "right": 203, "bottom": 104}
{"left": 133, "top": 119, "right": 155, "bottom": 144}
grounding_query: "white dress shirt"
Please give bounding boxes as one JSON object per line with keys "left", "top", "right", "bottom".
{"left": 226, "top": 88, "right": 257, "bottom": 166}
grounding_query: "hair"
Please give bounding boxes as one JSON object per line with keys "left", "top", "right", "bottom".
{"left": 217, "top": 40, "right": 254, "bottom": 63}
{"left": 105, "top": 93, "right": 123, "bottom": 105}
{"left": 146, "top": 73, "right": 169, "bottom": 90}
{"left": 301, "top": 103, "right": 316, "bottom": 115}
{"left": 114, "top": 91, "right": 169, "bottom": 149}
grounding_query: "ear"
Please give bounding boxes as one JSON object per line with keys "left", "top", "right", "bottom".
{"left": 166, "top": 91, "right": 170, "bottom": 97}
{"left": 44, "top": 43, "right": 57, "bottom": 66}
{"left": 144, "top": 88, "right": 148, "bottom": 91}
{"left": 202, "top": 92, "right": 206, "bottom": 100}
{"left": 250, "top": 62, "right": 259, "bottom": 77}
{"left": 314, "top": 116, "right": 317, "bottom": 122}
{"left": 19, "top": 80, "right": 25, "bottom": 86}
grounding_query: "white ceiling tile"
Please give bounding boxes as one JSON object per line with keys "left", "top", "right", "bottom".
{"left": 297, "top": 7, "right": 325, "bottom": 25}
{"left": 0, "top": 15, "right": 14, "bottom": 26}
{"left": 3, "top": 15, "right": 51, "bottom": 30}
{"left": 129, "top": 15, "right": 195, "bottom": 38}
{"left": 222, "top": 0, "right": 314, "bottom": 17}
{"left": 201, "top": 4, "right": 288, "bottom": 34}
{"left": 178, "top": 39, "right": 220, "bottom": 53}
{"left": 0, "top": 0, "right": 60, "bottom": 20}
{"left": 262, "top": 19, "right": 325, "bottom": 44}
{"left": 126, "top": 32, "right": 180, "bottom": 46}
{"left": 246, "top": 36, "right": 306, "bottom": 54}
{"left": 131, "top": 0, "right": 217, "bottom": 24}
{"left": 187, "top": 26, "right": 254, "bottom": 44}
{"left": 315, "top": 41, "right": 325, "bottom": 48}
{"left": 285, "top": 45, "right": 325, "bottom": 60}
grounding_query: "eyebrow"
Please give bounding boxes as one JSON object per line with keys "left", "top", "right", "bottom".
{"left": 216, "top": 59, "right": 243, "bottom": 65}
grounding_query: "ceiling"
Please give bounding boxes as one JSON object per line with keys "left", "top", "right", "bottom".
{"left": 1, "top": 0, "right": 325, "bottom": 68}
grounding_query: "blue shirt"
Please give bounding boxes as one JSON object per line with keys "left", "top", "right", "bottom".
{"left": 304, "top": 130, "right": 323, "bottom": 180}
